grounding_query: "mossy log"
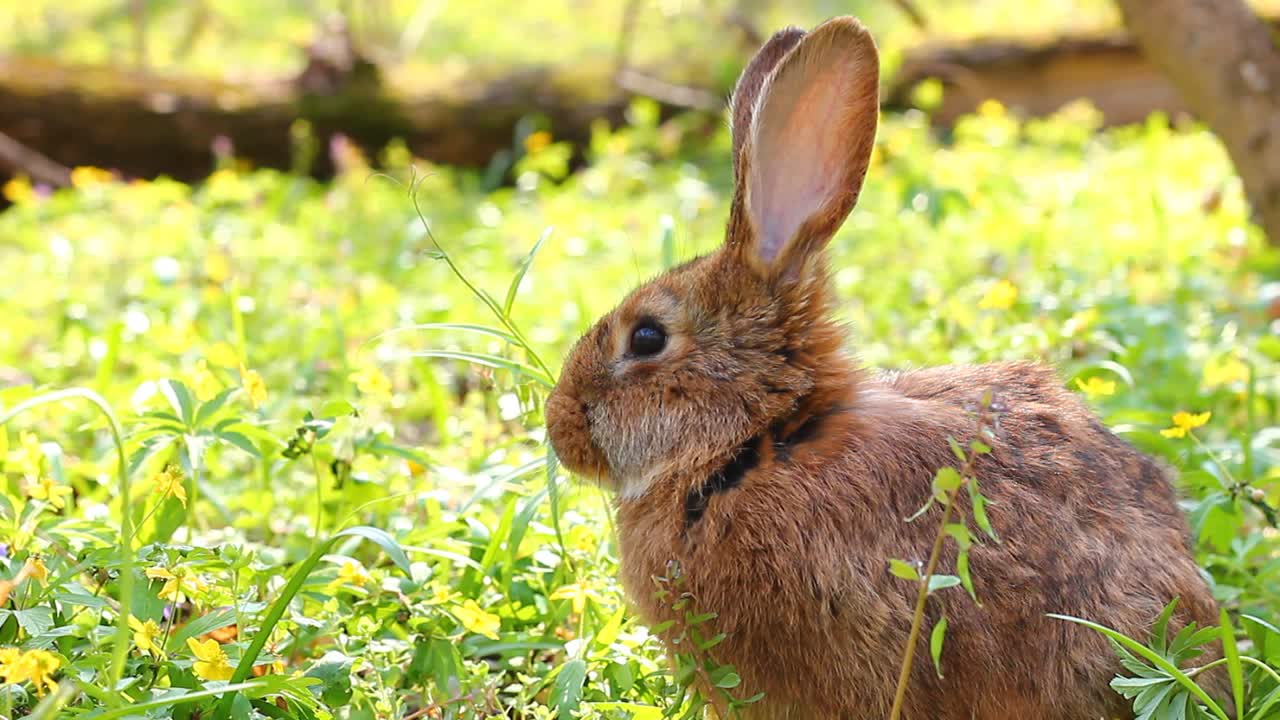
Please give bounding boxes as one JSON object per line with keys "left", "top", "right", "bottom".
{"left": 886, "top": 31, "right": 1210, "bottom": 126}
{"left": 0, "top": 56, "right": 642, "bottom": 186}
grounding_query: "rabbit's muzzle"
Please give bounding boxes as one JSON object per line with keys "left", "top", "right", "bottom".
{"left": 546, "top": 385, "right": 610, "bottom": 483}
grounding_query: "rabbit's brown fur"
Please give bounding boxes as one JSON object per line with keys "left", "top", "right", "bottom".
{"left": 545, "top": 16, "right": 1222, "bottom": 719}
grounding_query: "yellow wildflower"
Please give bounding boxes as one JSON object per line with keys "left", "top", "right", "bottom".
{"left": 1, "top": 176, "right": 35, "bottom": 205}
{"left": 452, "top": 600, "right": 501, "bottom": 640}
{"left": 1063, "top": 307, "right": 1099, "bottom": 337}
{"left": 153, "top": 465, "right": 188, "bottom": 507}
{"left": 239, "top": 365, "right": 267, "bottom": 409}
{"left": 191, "top": 359, "right": 221, "bottom": 401}
{"left": 26, "top": 477, "right": 72, "bottom": 510}
{"left": 14, "top": 432, "right": 43, "bottom": 475}
{"left": 348, "top": 365, "right": 392, "bottom": 398}
{"left": 1204, "top": 355, "right": 1249, "bottom": 388}
{"left": 187, "top": 637, "right": 234, "bottom": 681}
{"left": 524, "top": 131, "right": 552, "bottom": 154}
{"left": 1074, "top": 377, "right": 1116, "bottom": 398}
{"left": 24, "top": 557, "right": 48, "bottom": 586}
{"left": 978, "top": 99, "right": 1006, "bottom": 118}
{"left": 146, "top": 566, "right": 205, "bottom": 602}
{"left": 1161, "top": 411, "right": 1211, "bottom": 439}
{"left": 129, "top": 615, "right": 165, "bottom": 658}
{"left": 429, "top": 587, "right": 454, "bottom": 605}
{"left": 978, "top": 279, "right": 1018, "bottom": 310}
{"left": 204, "top": 250, "right": 231, "bottom": 284}
{"left": 550, "top": 579, "right": 602, "bottom": 616}
{"left": 0, "top": 647, "right": 20, "bottom": 680}
{"left": 331, "top": 561, "right": 370, "bottom": 589}
{"left": 70, "top": 166, "right": 114, "bottom": 188}
{"left": 207, "top": 342, "right": 240, "bottom": 368}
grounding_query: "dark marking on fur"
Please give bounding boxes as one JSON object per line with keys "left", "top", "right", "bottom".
{"left": 684, "top": 436, "right": 761, "bottom": 529}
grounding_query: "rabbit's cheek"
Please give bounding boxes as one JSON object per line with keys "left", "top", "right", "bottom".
{"left": 545, "top": 391, "right": 611, "bottom": 486}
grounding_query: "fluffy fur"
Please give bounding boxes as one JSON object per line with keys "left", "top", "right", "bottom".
{"left": 545, "top": 16, "right": 1222, "bottom": 719}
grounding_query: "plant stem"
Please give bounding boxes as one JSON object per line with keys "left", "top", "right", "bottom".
{"left": 888, "top": 496, "right": 958, "bottom": 720}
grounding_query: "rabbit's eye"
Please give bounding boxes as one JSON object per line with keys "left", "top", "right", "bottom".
{"left": 629, "top": 321, "right": 667, "bottom": 357}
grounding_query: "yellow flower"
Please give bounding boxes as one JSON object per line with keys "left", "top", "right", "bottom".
{"left": 332, "top": 561, "right": 370, "bottom": 589}
{"left": 978, "top": 279, "right": 1018, "bottom": 310}
{"left": 187, "top": 637, "right": 234, "bottom": 681}
{"left": 207, "top": 342, "right": 240, "bottom": 368}
{"left": 239, "top": 365, "right": 267, "bottom": 409}
{"left": 0, "top": 648, "right": 61, "bottom": 696}
{"left": 24, "top": 557, "right": 48, "bottom": 587}
{"left": 153, "top": 465, "right": 188, "bottom": 507}
{"left": 1161, "top": 411, "right": 1211, "bottom": 439}
{"left": 1204, "top": 355, "right": 1249, "bottom": 388}
{"left": 26, "top": 477, "right": 72, "bottom": 510}
{"left": 348, "top": 365, "right": 392, "bottom": 398}
{"left": 452, "top": 600, "right": 501, "bottom": 640}
{"left": 550, "top": 579, "right": 603, "bottom": 616}
{"left": 1074, "top": 377, "right": 1116, "bottom": 398}
{"left": 978, "top": 99, "right": 1006, "bottom": 118}
{"left": 146, "top": 566, "right": 205, "bottom": 602}
{"left": 204, "top": 250, "right": 231, "bottom": 284}
{"left": 191, "top": 359, "right": 221, "bottom": 401}
{"left": 2, "top": 176, "right": 36, "bottom": 205}
{"left": 428, "top": 587, "right": 454, "bottom": 605}
{"left": 0, "top": 647, "right": 21, "bottom": 680}
{"left": 129, "top": 615, "right": 166, "bottom": 658}
{"left": 14, "top": 432, "right": 43, "bottom": 475}
{"left": 1063, "top": 307, "right": 1099, "bottom": 337}
{"left": 70, "top": 166, "right": 114, "bottom": 188}
{"left": 524, "top": 131, "right": 552, "bottom": 154}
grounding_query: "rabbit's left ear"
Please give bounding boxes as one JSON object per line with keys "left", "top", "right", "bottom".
{"left": 732, "top": 17, "right": 879, "bottom": 274}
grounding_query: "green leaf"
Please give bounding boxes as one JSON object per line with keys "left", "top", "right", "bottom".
{"left": 194, "top": 388, "right": 236, "bottom": 429}
{"left": 926, "top": 575, "right": 961, "bottom": 594}
{"left": 505, "top": 227, "right": 553, "bottom": 314}
{"left": 335, "top": 526, "right": 412, "bottom": 574}
{"left": 957, "top": 550, "right": 978, "bottom": 603}
{"left": 944, "top": 523, "right": 972, "bottom": 550}
{"left": 170, "top": 607, "right": 238, "bottom": 651}
{"left": 304, "top": 653, "right": 354, "bottom": 707}
{"left": 14, "top": 607, "right": 54, "bottom": 637}
{"left": 888, "top": 559, "right": 920, "bottom": 581}
{"left": 932, "top": 466, "right": 962, "bottom": 502}
{"left": 930, "top": 616, "right": 948, "bottom": 677}
{"left": 551, "top": 658, "right": 588, "bottom": 719}
{"left": 1048, "top": 614, "right": 1228, "bottom": 720}
{"left": 947, "top": 437, "right": 966, "bottom": 462}
{"left": 1219, "top": 609, "right": 1244, "bottom": 718}
{"left": 159, "top": 379, "right": 196, "bottom": 428}
{"left": 967, "top": 477, "right": 997, "bottom": 541}
{"left": 411, "top": 350, "right": 553, "bottom": 388}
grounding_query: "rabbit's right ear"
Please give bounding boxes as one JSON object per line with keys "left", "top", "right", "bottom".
{"left": 729, "top": 26, "right": 806, "bottom": 176}
{"left": 727, "top": 17, "right": 879, "bottom": 278}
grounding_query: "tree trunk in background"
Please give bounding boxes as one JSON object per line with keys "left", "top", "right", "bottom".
{"left": 1115, "top": 0, "right": 1280, "bottom": 245}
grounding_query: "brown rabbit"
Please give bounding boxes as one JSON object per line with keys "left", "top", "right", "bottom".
{"left": 545, "top": 17, "right": 1222, "bottom": 720}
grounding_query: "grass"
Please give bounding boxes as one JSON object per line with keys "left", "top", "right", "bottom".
{"left": 0, "top": 91, "right": 1278, "bottom": 716}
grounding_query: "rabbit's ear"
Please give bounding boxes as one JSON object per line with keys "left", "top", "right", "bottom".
{"left": 729, "top": 26, "right": 806, "bottom": 175}
{"left": 735, "top": 17, "right": 879, "bottom": 273}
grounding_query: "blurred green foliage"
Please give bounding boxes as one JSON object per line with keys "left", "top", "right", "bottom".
{"left": 0, "top": 37, "right": 1278, "bottom": 717}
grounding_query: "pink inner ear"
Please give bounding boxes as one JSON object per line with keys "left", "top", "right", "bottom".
{"left": 751, "top": 69, "right": 850, "bottom": 262}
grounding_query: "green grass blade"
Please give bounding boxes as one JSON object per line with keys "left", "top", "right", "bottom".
{"left": 1048, "top": 614, "right": 1228, "bottom": 720}
{"left": 505, "top": 227, "right": 553, "bottom": 315}
{"left": 1220, "top": 609, "right": 1244, "bottom": 718}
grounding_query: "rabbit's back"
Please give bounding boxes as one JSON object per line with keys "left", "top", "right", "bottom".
{"left": 620, "top": 361, "right": 1218, "bottom": 719}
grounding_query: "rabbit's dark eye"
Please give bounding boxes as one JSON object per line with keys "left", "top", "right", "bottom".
{"left": 629, "top": 321, "right": 667, "bottom": 357}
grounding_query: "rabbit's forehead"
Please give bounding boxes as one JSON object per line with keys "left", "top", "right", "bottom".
{"left": 615, "top": 282, "right": 682, "bottom": 321}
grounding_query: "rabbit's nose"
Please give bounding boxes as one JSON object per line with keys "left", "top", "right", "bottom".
{"left": 545, "top": 389, "right": 608, "bottom": 479}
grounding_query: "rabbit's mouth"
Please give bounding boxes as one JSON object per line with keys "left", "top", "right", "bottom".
{"left": 545, "top": 389, "right": 612, "bottom": 487}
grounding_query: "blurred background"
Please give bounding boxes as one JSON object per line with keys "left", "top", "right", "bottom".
{"left": 2, "top": 2, "right": 1280, "bottom": 719}
{"left": 3, "top": 0, "right": 1269, "bottom": 191}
